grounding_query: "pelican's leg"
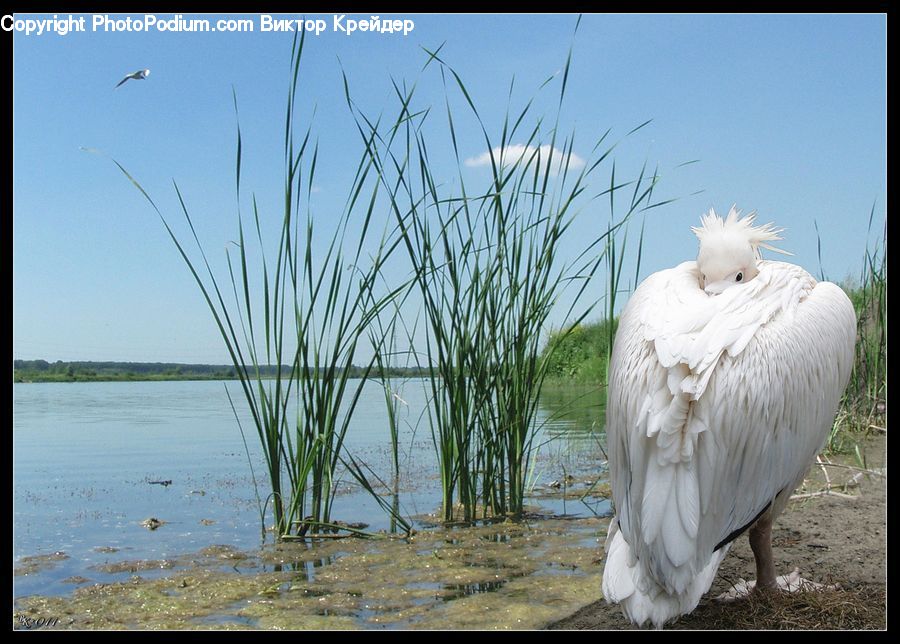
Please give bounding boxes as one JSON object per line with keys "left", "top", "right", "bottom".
{"left": 717, "top": 514, "right": 835, "bottom": 601}
{"left": 750, "top": 515, "right": 835, "bottom": 592}
{"left": 715, "top": 515, "right": 777, "bottom": 599}
{"left": 749, "top": 514, "right": 777, "bottom": 589}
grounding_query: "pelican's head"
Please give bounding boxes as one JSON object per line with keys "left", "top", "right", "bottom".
{"left": 691, "top": 206, "right": 787, "bottom": 295}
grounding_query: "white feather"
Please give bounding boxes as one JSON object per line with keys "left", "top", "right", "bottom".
{"left": 640, "top": 461, "right": 674, "bottom": 544}
{"left": 676, "top": 463, "right": 700, "bottom": 540}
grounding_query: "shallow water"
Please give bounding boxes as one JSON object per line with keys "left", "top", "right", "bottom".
{"left": 13, "top": 378, "right": 608, "bottom": 621}
{"left": 14, "top": 516, "right": 610, "bottom": 630}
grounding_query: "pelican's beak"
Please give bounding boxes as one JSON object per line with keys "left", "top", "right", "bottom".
{"left": 704, "top": 280, "right": 731, "bottom": 295}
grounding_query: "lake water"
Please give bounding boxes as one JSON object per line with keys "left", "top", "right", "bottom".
{"left": 13, "top": 378, "right": 606, "bottom": 602}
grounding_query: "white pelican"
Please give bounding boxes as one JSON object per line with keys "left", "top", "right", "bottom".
{"left": 601, "top": 206, "right": 856, "bottom": 628}
{"left": 115, "top": 69, "right": 150, "bottom": 89}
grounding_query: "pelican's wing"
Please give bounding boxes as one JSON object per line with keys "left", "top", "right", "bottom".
{"left": 607, "top": 260, "right": 856, "bottom": 595}
{"left": 607, "top": 261, "right": 709, "bottom": 593}
{"left": 692, "top": 265, "right": 856, "bottom": 553}
{"left": 114, "top": 74, "right": 133, "bottom": 89}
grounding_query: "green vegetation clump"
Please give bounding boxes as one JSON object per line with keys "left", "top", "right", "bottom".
{"left": 827, "top": 210, "right": 886, "bottom": 456}
{"left": 350, "top": 21, "right": 667, "bottom": 523}
{"left": 540, "top": 318, "right": 617, "bottom": 383}
{"left": 13, "top": 360, "right": 238, "bottom": 383}
{"left": 843, "top": 222, "right": 886, "bottom": 410}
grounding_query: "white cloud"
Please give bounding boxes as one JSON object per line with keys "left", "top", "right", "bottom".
{"left": 464, "top": 144, "right": 585, "bottom": 175}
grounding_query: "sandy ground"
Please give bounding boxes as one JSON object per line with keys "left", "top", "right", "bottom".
{"left": 548, "top": 434, "right": 887, "bottom": 630}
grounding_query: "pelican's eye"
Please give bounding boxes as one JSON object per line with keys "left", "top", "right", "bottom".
{"left": 736, "top": 272, "right": 743, "bottom": 282}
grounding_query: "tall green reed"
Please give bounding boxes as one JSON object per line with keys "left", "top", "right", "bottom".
{"left": 815, "top": 204, "right": 886, "bottom": 413}
{"left": 815, "top": 204, "right": 886, "bottom": 454}
{"left": 104, "top": 32, "right": 407, "bottom": 538}
{"left": 847, "top": 204, "right": 886, "bottom": 410}
{"left": 343, "top": 31, "right": 670, "bottom": 522}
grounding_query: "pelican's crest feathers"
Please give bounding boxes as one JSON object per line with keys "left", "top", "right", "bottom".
{"left": 691, "top": 206, "right": 791, "bottom": 259}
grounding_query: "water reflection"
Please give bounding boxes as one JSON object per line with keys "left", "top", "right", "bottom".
{"left": 442, "top": 579, "right": 508, "bottom": 600}
{"left": 537, "top": 383, "right": 605, "bottom": 437}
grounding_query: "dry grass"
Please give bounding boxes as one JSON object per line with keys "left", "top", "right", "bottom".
{"left": 669, "top": 585, "right": 886, "bottom": 630}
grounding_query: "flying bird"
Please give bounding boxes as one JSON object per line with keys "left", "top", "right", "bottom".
{"left": 115, "top": 69, "right": 150, "bottom": 89}
{"left": 601, "top": 206, "right": 856, "bottom": 628}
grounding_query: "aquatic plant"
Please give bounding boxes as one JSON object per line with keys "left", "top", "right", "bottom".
{"left": 104, "top": 31, "right": 407, "bottom": 537}
{"left": 344, "top": 24, "right": 671, "bottom": 521}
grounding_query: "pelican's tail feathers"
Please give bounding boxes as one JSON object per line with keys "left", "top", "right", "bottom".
{"left": 602, "top": 520, "right": 728, "bottom": 628}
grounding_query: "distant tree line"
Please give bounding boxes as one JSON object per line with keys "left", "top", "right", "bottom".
{"left": 12, "top": 360, "right": 431, "bottom": 383}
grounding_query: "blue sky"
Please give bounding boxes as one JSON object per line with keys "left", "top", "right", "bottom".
{"left": 12, "top": 13, "right": 886, "bottom": 364}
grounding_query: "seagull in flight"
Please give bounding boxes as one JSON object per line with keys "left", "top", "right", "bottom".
{"left": 115, "top": 69, "right": 150, "bottom": 89}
